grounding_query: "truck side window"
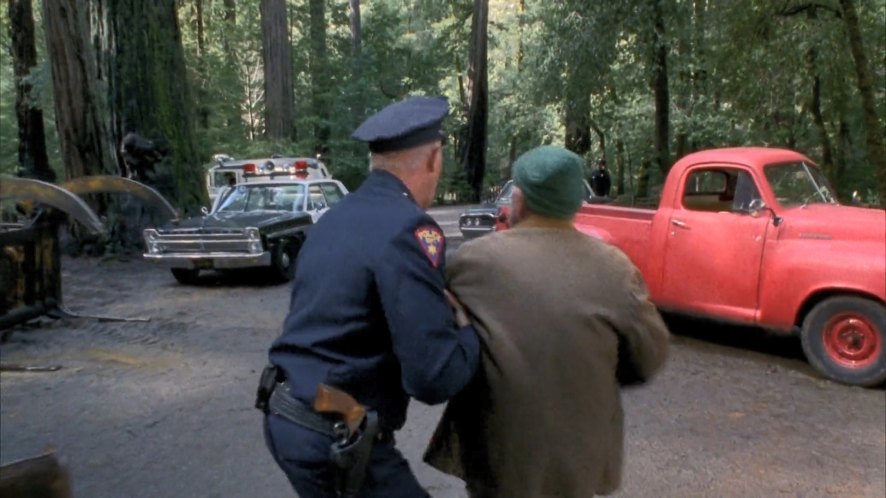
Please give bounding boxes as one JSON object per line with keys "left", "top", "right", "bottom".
{"left": 682, "top": 170, "right": 730, "bottom": 212}
{"left": 731, "top": 171, "right": 762, "bottom": 213}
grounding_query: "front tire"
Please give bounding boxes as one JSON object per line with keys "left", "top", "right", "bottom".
{"left": 801, "top": 296, "right": 886, "bottom": 387}
{"left": 170, "top": 268, "right": 200, "bottom": 285}
{"left": 271, "top": 239, "right": 300, "bottom": 282}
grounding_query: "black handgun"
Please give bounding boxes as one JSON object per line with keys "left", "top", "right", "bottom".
{"left": 255, "top": 364, "right": 279, "bottom": 414}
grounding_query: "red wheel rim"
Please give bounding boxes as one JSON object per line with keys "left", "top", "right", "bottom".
{"left": 822, "top": 312, "right": 882, "bottom": 369}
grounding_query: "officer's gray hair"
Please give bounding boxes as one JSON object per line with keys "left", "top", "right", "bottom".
{"left": 370, "top": 142, "right": 439, "bottom": 173}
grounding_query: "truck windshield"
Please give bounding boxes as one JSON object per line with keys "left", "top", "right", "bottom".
{"left": 216, "top": 184, "right": 307, "bottom": 213}
{"left": 764, "top": 161, "right": 838, "bottom": 207}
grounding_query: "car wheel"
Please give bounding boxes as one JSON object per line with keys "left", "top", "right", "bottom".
{"left": 800, "top": 296, "right": 886, "bottom": 387}
{"left": 272, "top": 239, "right": 300, "bottom": 282}
{"left": 170, "top": 268, "right": 200, "bottom": 285}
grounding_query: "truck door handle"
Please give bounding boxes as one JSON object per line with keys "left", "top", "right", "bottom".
{"left": 671, "top": 219, "right": 687, "bottom": 228}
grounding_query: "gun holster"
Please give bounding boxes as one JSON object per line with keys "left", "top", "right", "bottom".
{"left": 329, "top": 411, "right": 380, "bottom": 497}
{"left": 255, "top": 364, "right": 280, "bottom": 414}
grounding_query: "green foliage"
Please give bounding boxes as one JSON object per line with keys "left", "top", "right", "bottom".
{"left": 1, "top": 0, "right": 883, "bottom": 204}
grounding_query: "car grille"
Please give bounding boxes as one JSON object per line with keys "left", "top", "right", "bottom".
{"left": 460, "top": 214, "right": 496, "bottom": 228}
{"left": 153, "top": 228, "right": 253, "bottom": 253}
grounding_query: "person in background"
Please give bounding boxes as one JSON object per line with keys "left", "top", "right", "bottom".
{"left": 591, "top": 158, "right": 612, "bottom": 197}
{"left": 425, "top": 145, "right": 670, "bottom": 498}
{"left": 258, "top": 96, "right": 479, "bottom": 498}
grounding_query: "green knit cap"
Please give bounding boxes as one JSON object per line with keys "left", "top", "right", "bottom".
{"left": 512, "top": 146, "right": 585, "bottom": 219}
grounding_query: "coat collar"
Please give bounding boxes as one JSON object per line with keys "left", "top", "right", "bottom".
{"left": 512, "top": 215, "right": 576, "bottom": 232}
{"left": 360, "top": 169, "right": 418, "bottom": 205}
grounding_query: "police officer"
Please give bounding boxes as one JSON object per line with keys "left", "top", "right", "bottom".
{"left": 259, "top": 96, "right": 480, "bottom": 497}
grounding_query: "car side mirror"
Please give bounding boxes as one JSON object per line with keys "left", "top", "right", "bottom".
{"left": 748, "top": 198, "right": 766, "bottom": 216}
{"left": 201, "top": 206, "right": 209, "bottom": 215}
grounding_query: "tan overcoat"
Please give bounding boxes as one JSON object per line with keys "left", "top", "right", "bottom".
{"left": 424, "top": 219, "right": 670, "bottom": 497}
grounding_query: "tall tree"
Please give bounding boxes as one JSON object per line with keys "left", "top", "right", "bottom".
{"left": 650, "top": 0, "right": 671, "bottom": 174}
{"left": 8, "top": 0, "right": 52, "bottom": 181}
{"left": 309, "top": 0, "right": 329, "bottom": 149}
{"left": 260, "top": 0, "right": 295, "bottom": 142}
{"left": 463, "top": 0, "right": 488, "bottom": 202}
{"left": 348, "top": 0, "right": 363, "bottom": 122}
{"left": 102, "top": 0, "right": 206, "bottom": 211}
{"left": 43, "top": 0, "right": 116, "bottom": 180}
{"left": 838, "top": 0, "right": 886, "bottom": 207}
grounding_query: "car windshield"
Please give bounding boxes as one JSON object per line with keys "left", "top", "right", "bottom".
{"left": 764, "top": 161, "right": 838, "bottom": 207}
{"left": 497, "top": 182, "right": 514, "bottom": 203}
{"left": 216, "top": 184, "right": 307, "bottom": 213}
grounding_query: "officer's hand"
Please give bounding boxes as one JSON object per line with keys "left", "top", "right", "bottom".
{"left": 444, "top": 290, "right": 471, "bottom": 328}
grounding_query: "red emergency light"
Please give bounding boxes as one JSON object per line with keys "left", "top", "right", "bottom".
{"left": 294, "top": 160, "right": 309, "bottom": 178}
{"left": 243, "top": 163, "right": 257, "bottom": 174}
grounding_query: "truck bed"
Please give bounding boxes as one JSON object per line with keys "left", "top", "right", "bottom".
{"left": 574, "top": 203, "right": 657, "bottom": 274}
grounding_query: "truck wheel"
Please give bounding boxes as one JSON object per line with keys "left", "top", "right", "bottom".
{"left": 801, "top": 296, "right": 886, "bottom": 387}
{"left": 170, "top": 268, "right": 200, "bottom": 285}
{"left": 271, "top": 240, "right": 300, "bottom": 282}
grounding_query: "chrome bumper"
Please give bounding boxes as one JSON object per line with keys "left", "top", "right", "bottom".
{"left": 143, "top": 251, "right": 271, "bottom": 269}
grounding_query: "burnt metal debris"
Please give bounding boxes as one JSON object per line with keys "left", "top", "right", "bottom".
{"left": 0, "top": 451, "right": 73, "bottom": 498}
{"left": 0, "top": 175, "right": 177, "bottom": 334}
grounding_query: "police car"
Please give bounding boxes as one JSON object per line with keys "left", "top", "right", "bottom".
{"left": 145, "top": 162, "right": 347, "bottom": 284}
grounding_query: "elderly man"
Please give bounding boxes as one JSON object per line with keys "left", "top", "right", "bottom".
{"left": 425, "top": 145, "right": 670, "bottom": 498}
{"left": 258, "top": 96, "right": 479, "bottom": 497}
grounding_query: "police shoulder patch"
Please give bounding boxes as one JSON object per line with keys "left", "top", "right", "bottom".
{"left": 413, "top": 225, "right": 445, "bottom": 267}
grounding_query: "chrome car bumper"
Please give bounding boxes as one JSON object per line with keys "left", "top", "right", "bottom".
{"left": 143, "top": 251, "right": 271, "bottom": 269}
{"left": 458, "top": 213, "right": 497, "bottom": 239}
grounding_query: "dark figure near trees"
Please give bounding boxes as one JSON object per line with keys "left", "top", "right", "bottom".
{"left": 120, "top": 132, "right": 164, "bottom": 181}
{"left": 590, "top": 158, "right": 612, "bottom": 197}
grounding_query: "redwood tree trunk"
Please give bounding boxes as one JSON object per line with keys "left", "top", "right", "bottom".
{"left": 463, "top": 0, "right": 489, "bottom": 202}
{"left": 8, "top": 0, "right": 53, "bottom": 182}
{"left": 43, "top": 0, "right": 116, "bottom": 180}
{"left": 805, "top": 47, "right": 835, "bottom": 185}
{"left": 104, "top": 0, "right": 206, "bottom": 212}
{"left": 838, "top": 0, "right": 886, "bottom": 207}
{"left": 261, "top": 0, "right": 295, "bottom": 142}
{"left": 564, "top": 92, "right": 591, "bottom": 156}
{"left": 349, "top": 0, "right": 363, "bottom": 122}
{"left": 651, "top": 0, "right": 671, "bottom": 175}
{"left": 310, "top": 0, "right": 330, "bottom": 149}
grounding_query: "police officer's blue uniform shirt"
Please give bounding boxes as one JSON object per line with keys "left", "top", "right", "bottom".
{"left": 269, "top": 169, "right": 480, "bottom": 432}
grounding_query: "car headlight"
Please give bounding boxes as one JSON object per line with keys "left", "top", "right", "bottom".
{"left": 143, "top": 229, "right": 161, "bottom": 254}
{"left": 244, "top": 227, "right": 262, "bottom": 254}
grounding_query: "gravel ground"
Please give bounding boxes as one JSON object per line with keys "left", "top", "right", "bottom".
{"left": 1, "top": 247, "right": 884, "bottom": 498}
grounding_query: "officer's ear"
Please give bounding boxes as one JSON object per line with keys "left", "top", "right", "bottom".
{"left": 426, "top": 143, "right": 442, "bottom": 173}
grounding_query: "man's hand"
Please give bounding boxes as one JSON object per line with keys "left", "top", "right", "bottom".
{"left": 444, "top": 290, "right": 471, "bottom": 328}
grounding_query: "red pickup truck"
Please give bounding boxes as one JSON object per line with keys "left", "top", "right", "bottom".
{"left": 573, "top": 147, "right": 886, "bottom": 386}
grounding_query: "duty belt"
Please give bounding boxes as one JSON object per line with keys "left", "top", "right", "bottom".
{"left": 268, "top": 384, "right": 393, "bottom": 443}
{"left": 268, "top": 384, "right": 339, "bottom": 437}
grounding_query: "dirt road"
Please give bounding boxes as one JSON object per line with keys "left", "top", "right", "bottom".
{"left": 1, "top": 229, "right": 884, "bottom": 497}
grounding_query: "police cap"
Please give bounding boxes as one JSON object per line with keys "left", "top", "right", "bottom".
{"left": 352, "top": 96, "right": 448, "bottom": 153}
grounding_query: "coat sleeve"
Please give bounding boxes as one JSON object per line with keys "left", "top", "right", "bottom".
{"left": 374, "top": 222, "right": 480, "bottom": 405}
{"left": 613, "top": 266, "right": 671, "bottom": 385}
